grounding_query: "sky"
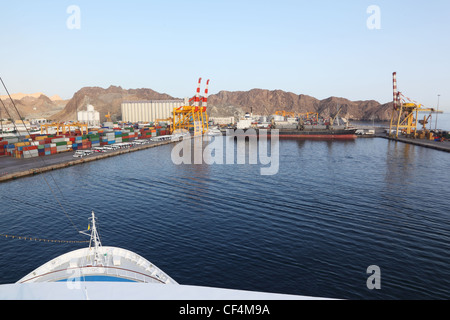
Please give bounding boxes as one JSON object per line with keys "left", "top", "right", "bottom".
{"left": 0, "top": 0, "right": 449, "bottom": 111}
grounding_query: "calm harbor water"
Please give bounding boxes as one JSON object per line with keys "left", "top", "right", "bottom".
{"left": 0, "top": 133, "right": 449, "bottom": 299}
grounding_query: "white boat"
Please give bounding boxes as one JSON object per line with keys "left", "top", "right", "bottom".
{"left": 17, "top": 211, "right": 177, "bottom": 285}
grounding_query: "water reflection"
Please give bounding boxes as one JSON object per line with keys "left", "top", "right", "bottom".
{"left": 384, "top": 140, "right": 416, "bottom": 188}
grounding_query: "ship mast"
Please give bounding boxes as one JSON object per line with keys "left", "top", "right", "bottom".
{"left": 89, "top": 211, "right": 101, "bottom": 248}
{"left": 80, "top": 211, "right": 103, "bottom": 266}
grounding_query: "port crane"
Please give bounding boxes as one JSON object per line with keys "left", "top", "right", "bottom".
{"left": 155, "top": 118, "right": 173, "bottom": 131}
{"left": 298, "top": 112, "right": 319, "bottom": 122}
{"left": 275, "top": 110, "right": 296, "bottom": 118}
{"left": 389, "top": 72, "right": 436, "bottom": 139}
{"left": 418, "top": 114, "right": 432, "bottom": 130}
{"left": 326, "top": 106, "right": 342, "bottom": 129}
{"left": 172, "top": 78, "right": 209, "bottom": 135}
{"left": 41, "top": 122, "right": 88, "bottom": 136}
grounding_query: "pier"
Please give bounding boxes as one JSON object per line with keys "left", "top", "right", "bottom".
{"left": 0, "top": 139, "right": 174, "bottom": 183}
{"left": 378, "top": 134, "right": 450, "bottom": 153}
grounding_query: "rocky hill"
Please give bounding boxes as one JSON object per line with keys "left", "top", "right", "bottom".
{"left": 53, "top": 86, "right": 393, "bottom": 122}
{"left": 0, "top": 93, "right": 67, "bottom": 120}
{"left": 0, "top": 92, "right": 62, "bottom": 101}
{"left": 52, "top": 85, "right": 175, "bottom": 122}
{"left": 208, "top": 89, "right": 392, "bottom": 121}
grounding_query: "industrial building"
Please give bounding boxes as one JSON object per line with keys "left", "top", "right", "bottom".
{"left": 78, "top": 104, "right": 100, "bottom": 126}
{"left": 121, "top": 100, "right": 185, "bottom": 123}
{"left": 209, "top": 117, "right": 235, "bottom": 125}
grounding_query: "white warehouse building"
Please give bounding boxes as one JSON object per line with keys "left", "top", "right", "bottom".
{"left": 121, "top": 100, "right": 185, "bottom": 123}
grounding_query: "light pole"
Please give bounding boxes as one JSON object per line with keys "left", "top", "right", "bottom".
{"left": 435, "top": 94, "right": 440, "bottom": 131}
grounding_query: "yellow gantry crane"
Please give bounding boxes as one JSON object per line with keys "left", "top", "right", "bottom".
{"left": 171, "top": 78, "right": 209, "bottom": 135}
{"left": 389, "top": 72, "right": 436, "bottom": 139}
{"left": 172, "top": 106, "right": 208, "bottom": 135}
{"left": 275, "top": 110, "right": 296, "bottom": 118}
{"left": 41, "top": 122, "right": 88, "bottom": 135}
{"left": 155, "top": 118, "right": 172, "bottom": 126}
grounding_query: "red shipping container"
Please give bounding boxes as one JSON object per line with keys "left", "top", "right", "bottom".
{"left": 23, "top": 146, "right": 38, "bottom": 151}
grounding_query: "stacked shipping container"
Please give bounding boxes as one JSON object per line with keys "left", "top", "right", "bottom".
{"left": 0, "top": 124, "right": 169, "bottom": 159}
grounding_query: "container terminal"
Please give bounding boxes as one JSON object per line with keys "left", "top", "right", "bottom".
{"left": 1, "top": 74, "right": 449, "bottom": 183}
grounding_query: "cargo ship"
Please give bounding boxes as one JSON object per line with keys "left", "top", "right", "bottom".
{"left": 275, "top": 127, "right": 357, "bottom": 139}
{"left": 223, "top": 126, "right": 358, "bottom": 140}
{"left": 230, "top": 111, "right": 358, "bottom": 139}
